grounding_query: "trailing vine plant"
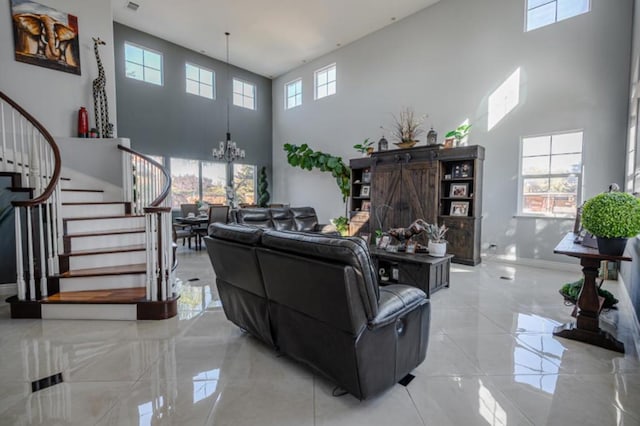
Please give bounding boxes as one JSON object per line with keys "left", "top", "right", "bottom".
{"left": 257, "top": 166, "right": 270, "bottom": 207}
{"left": 283, "top": 143, "right": 351, "bottom": 202}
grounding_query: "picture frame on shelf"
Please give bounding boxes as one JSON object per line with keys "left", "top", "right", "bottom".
{"left": 406, "top": 241, "right": 417, "bottom": 254}
{"left": 450, "top": 201, "right": 469, "bottom": 216}
{"left": 452, "top": 162, "right": 472, "bottom": 178}
{"left": 360, "top": 185, "right": 370, "bottom": 197}
{"left": 361, "top": 200, "right": 371, "bottom": 211}
{"left": 378, "top": 235, "right": 391, "bottom": 249}
{"left": 362, "top": 170, "right": 371, "bottom": 183}
{"left": 450, "top": 183, "right": 469, "bottom": 198}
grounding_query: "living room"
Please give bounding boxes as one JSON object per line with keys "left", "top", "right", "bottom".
{"left": 1, "top": 0, "right": 639, "bottom": 424}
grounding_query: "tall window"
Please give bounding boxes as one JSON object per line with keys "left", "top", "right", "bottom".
{"left": 285, "top": 79, "right": 302, "bottom": 109}
{"left": 124, "top": 42, "right": 162, "bottom": 85}
{"left": 233, "top": 164, "right": 256, "bottom": 205}
{"left": 519, "top": 131, "right": 583, "bottom": 217}
{"left": 170, "top": 158, "right": 199, "bottom": 209}
{"left": 314, "top": 64, "right": 336, "bottom": 100}
{"left": 233, "top": 79, "right": 256, "bottom": 110}
{"left": 202, "top": 161, "right": 227, "bottom": 204}
{"left": 186, "top": 63, "right": 215, "bottom": 99}
{"left": 526, "top": 0, "right": 590, "bottom": 32}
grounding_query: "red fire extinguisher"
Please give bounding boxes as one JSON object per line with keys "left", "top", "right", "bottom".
{"left": 78, "top": 107, "right": 89, "bottom": 138}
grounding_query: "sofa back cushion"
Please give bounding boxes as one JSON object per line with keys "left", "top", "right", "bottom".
{"left": 290, "top": 207, "right": 319, "bottom": 232}
{"left": 235, "top": 208, "right": 273, "bottom": 228}
{"left": 259, "top": 230, "right": 379, "bottom": 323}
{"left": 270, "top": 208, "right": 295, "bottom": 231}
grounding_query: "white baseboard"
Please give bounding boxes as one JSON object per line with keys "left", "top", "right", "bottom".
{"left": 481, "top": 253, "right": 580, "bottom": 272}
{"left": 0, "top": 283, "right": 17, "bottom": 295}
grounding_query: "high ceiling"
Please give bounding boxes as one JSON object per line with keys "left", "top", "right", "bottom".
{"left": 112, "top": 0, "right": 440, "bottom": 78}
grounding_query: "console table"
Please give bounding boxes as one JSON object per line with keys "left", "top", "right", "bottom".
{"left": 553, "top": 233, "right": 631, "bottom": 353}
{"left": 369, "top": 247, "right": 452, "bottom": 297}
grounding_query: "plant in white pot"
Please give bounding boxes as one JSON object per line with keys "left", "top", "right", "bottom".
{"left": 425, "top": 223, "right": 448, "bottom": 257}
{"left": 581, "top": 191, "right": 640, "bottom": 256}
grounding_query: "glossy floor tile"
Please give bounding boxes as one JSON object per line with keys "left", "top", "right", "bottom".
{"left": 0, "top": 247, "right": 639, "bottom": 426}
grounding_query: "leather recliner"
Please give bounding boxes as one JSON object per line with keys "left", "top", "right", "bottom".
{"left": 228, "top": 206, "right": 335, "bottom": 233}
{"left": 205, "top": 223, "right": 430, "bottom": 400}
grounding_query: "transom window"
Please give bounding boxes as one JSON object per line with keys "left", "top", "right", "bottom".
{"left": 233, "top": 79, "right": 256, "bottom": 110}
{"left": 124, "top": 42, "right": 163, "bottom": 86}
{"left": 186, "top": 63, "right": 215, "bottom": 99}
{"left": 285, "top": 79, "right": 302, "bottom": 109}
{"left": 519, "top": 131, "right": 583, "bottom": 217}
{"left": 314, "top": 64, "right": 336, "bottom": 100}
{"left": 526, "top": 0, "right": 590, "bottom": 32}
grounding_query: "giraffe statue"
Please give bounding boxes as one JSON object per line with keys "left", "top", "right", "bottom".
{"left": 92, "top": 37, "right": 111, "bottom": 138}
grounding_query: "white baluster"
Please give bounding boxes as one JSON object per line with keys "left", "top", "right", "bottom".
{"left": 145, "top": 213, "right": 152, "bottom": 301}
{"left": 160, "top": 212, "right": 167, "bottom": 301}
{"left": 26, "top": 206, "right": 35, "bottom": 300}
{"left": 11, "top": 111, "right": 17, "bottom": 173}
{"left": 19, "top": 118, "right": 26, "bottom": 184}
{"left": 44, "top": 149, "right": 54, "bottom": 274}
{"left": 15, "top": 206, "right": 25, "bottom": 300}
{"left": 38, "top": 204, "right": 47, "bottom": 297}
{"left": 29, "top": 127, "right": 40, "bottom": 194}
{"left": 55, "top": 185, "right": 63, "bottom": 256}
{"left": 151, "top": 213, "right": 158, "bottom": 301}
{"left": 1, "top": 102, "right": 6, "bottom": 171}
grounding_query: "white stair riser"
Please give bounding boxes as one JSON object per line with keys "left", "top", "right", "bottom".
{"left": 42, "top": 304, "right": 137, "bottom": 320}
{"left": 59, "top": 273, "right": 146, "bottom": 292}
{"left": 62, "top": 204, "right": 125, "bottom": 218}
{"left": 60, "top": 179, "right": 72, "bottom": 189}
{"left": 69, "top": 233, "right": 145, "bottom": 251}
{"left": 68, "top": 251, "right": 146, "bottom": 270}
{"left": 61, "top": 191, "right": 104, "bottom": 203}
{"left": 66, "top": 216, "right": 145, "bottom": 234}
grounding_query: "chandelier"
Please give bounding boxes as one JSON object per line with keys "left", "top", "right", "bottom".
{"left": 212, "top": 32, "right": 245, "bottom": 163}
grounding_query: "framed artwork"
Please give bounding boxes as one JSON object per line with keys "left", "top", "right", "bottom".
{"left": 361, "top": 200, "right": 371, "bottom": 211}
{"left": 378, "top": 235, "right": 391, "bottom": 249}
{"left": 452, "top": 162, "right": 472, "bottom": 178}
{"left": 450, "top": 183, "right": 469, "bottom": 198}
{"left": 11, "top": 0, "right": 81, "bottom": 75}
{"left": 362, "top": 170, "right": 371, "bottom": 183}
{"left": 360, "top": 185, "right": 370, "bottom": 197}
{"left": 450, "top": 201, "right": 469, "bottom": 216}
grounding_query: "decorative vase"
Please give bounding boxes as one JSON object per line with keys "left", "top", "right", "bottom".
{"left": 596, "top": 237, "right": 628, "bottom": 256}
{"left": 77, "top": 107, "right": 88, "bottom": 138}
{"left": 428, "top": 241, "right": 447, "bottom": 257}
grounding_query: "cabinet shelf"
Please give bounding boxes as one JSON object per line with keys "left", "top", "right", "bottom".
{"left": 441, "top": 197, "right": 473, "bottom": 201}
{"left": 442, "top": 177, "right": 474, "bottom": 182}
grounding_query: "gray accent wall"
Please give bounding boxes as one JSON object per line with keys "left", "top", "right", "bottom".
{"left": 113, "top": 23, "right": 272, "bottom": 169}
{"left": 272, "top": 0, "right": 632, "bottom": 264}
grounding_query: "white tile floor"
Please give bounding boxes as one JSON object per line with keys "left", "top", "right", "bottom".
{"left": 0, "top": 248, "right": 639, "bottom": 426}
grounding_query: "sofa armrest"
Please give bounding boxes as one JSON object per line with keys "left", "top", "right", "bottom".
{"left": 369, "top": 285, "right": 427, "bottom": 329}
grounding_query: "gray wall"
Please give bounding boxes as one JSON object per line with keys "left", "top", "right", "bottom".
{"left": 0, "top": 0, "right": 116, "bottom": 137}
{"left": 272, "top": 0, "right": 632, "bottom": 264}
{"left": 113, "top": 23, "right": 272, "bottom": 170}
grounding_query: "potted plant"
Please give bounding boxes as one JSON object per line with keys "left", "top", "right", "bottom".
{"left": 581, "top": 191, "right": 640, "bottom": 256}
{"left": 445, "top": 124, "right": 472, "bottom": 147}
{"left": 390, "top": 107, "right": 427, "bottom": 149}
{"left": 353, "top": 138, "right": 375, "bottom": 156}
{"left": 332, "top": 216, "right": 350, "bottom": 237}
{"left": 425, "top": 223, "right": 448, "bottom": 257}
{"left": 374, "top": 229, "right": 384, "bottom": 246}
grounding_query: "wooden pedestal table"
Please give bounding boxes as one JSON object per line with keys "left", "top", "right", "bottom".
{"left": 553, "top": 233, "right": 631, "bottom": 353}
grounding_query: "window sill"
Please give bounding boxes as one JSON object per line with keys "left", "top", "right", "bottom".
{"left": 513, "top": 214, "right": 575, "bottom": 221}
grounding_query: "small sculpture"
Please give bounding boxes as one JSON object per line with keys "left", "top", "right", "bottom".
{"left": 92, "top": 37, "right": 111, "bottom": 138}
{"left": 388, "top": 219, "right": 430, "bottom": 242}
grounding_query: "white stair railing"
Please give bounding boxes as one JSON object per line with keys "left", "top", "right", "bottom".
{"left": 1, "top": 91, "right": 62, "bottom": 301}
{"left": 119, "top": 145, "right": 174, "bottom": 302}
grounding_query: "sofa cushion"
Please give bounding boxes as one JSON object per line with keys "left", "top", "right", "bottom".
{"left": 208, "top": 222, "right": 263, "bottom": 245}
{"left": 235, "top": 208, "right": 273, "bottom": 228}
{"left": 270, "top": 207, "right": 295, "bottom": 231}
{"left": 290, "top": 207, "right": 319, "bottom": 232}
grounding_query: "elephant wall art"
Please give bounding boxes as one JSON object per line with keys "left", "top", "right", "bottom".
{"left": 10, "top": 0, "right": 81, "bottom": 75}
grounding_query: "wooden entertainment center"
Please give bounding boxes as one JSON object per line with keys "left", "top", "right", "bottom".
{"left": 349, "top": 145, "right": 484, "bottom": 265}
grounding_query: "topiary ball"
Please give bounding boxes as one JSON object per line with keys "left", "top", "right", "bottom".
{"left": 581, "top": 192, "right": 640, "bottom": 238}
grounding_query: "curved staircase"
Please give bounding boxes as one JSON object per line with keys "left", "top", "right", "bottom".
{"left": 1, "top": 91, "right": 178, "bottom": 320}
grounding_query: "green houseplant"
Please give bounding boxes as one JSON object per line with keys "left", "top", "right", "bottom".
{"left": 425, "top": 223, "right": 448, "bottom": 257}
{"left": 445, "top": 124, "right": 472, "bottom": 147}
{"left": 332, "top": 216, "right": 349, "bottom": 236}
{"left": 581, "top": 191, "right": 640, "bottom": 256}
{"left": 257, "top": 166, "right": 270, "bottom": 207}
{"left": 353, "top": 138, "right": 374, "bottom": 156}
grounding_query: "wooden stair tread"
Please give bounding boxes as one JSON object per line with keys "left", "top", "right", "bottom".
{"left": 63, "top": 214, "right": 144, "bottom": 221}
{"left": 61, "top": 189, "right": 104, "bottom": 192}
{"left": 43, "top": 288, "right": 147, "bottom": 304}
{"left": 60, "top": 244, "right": 146, "bottom": 257}
{"left": 62, "top": 201, "right": 128, "bottom": 205}
{"left": 54, "top": 263, "right": 146, "bottom": 278}
{"left": 65, "top": 228, "right": 146, "bottom": 238}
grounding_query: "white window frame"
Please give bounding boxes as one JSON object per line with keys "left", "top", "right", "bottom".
{"left": 124, "top": 41, "right": 163, "bottom": 86}
{"left": 185, "top": 63, "right": 215, "bottom": 99}
{"left": 285, "top": 78, "right": 302, "bottom": 110}
{"left": 233, "top": 78, "right": 256, "bottom": 110}
{"left": 314, "top": 63, "right": 337, "bottom": 100}
{"left": 525, "top": 0, "right": 591, "bottom": 32}
{"left": 517, "top": 130, "right": 584, "bottom": 218}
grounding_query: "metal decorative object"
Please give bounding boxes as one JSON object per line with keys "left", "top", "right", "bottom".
{"left": 427, "top": 127, "right": 438, "bottom": 145}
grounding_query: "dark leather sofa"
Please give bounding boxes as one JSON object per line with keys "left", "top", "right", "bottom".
{"left": 228, "top": 206, "right": 335, "bottom": 233}
{"left": 204, "top": 223, "right": 431, "bottom": 400}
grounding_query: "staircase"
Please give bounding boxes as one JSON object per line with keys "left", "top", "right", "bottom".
{"left": 1, "top": 91, "right": 178, "bottom": 320}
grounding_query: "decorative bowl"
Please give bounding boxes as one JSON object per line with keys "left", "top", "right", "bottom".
{"left": 394, "top": 140, "right": 418, "bottom": 149}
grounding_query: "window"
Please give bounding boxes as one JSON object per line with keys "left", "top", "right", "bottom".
{"left": 526, "top": 0, "right": 590, "bottom": 32}
{"left": 233, "top": 164, "right": 256, "bottom": 205}
{"left": 519, "top": 131, "right": 583, "bottom": 217}
{"left": 170, "top": 158, "right": 199, "bottom": 209}
{"left": 233, "top": 79, "right": 256, "bottom": 110}
{"left": 124, "top": 42, "right": 163, "bottom": 85}
{"left": 186, "top": 63, "right": 215, "bottom": 99}
{"left": 202, "top": 161, "right": 227, "bottom": 204}
{"left": 314, "top": 64, "right": 336, "bottom": 100}
{"left": 285, "top": 79, "right": 302, "bottom": 109}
